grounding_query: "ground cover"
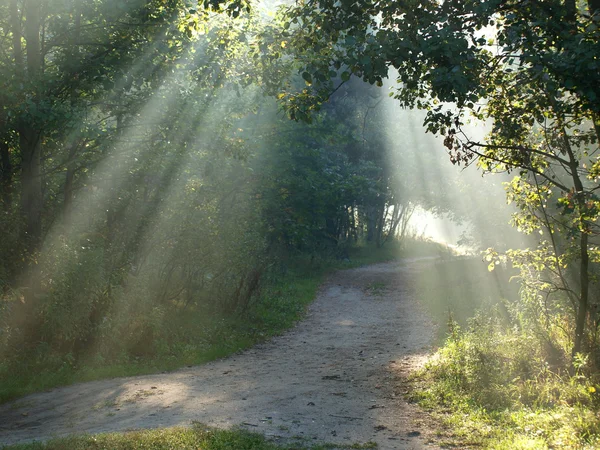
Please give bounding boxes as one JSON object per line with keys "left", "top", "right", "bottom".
{"left": 411, "top": 258, "right": 600, "bottom": 449}
{"left": 1, "top": 424, "right": 377, "bottom": 450}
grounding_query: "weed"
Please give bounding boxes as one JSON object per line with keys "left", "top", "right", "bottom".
{"left": 416, "top": 257, "right": 518, "bottom": 343}
{"left": 365, "top": 281, "right": 387, "bottom": 296}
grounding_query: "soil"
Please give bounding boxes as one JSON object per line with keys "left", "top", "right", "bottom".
{"left": 0, "top": 258, "right": 440, "bottom": 449}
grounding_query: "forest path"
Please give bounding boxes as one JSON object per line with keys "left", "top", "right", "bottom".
{"left": 0, "top": 259, "right": 439, "bottom": 449}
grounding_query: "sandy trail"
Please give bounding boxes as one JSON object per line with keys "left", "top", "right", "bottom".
{"left": 0, "top": 259, "right": 439, "bottom": 449}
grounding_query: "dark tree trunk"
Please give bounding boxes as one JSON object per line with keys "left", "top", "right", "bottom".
{"left": 564, "top": 0, "right": 576, "bottom": 21}
{"left": 10, "top": 0, "right": 23, "bottom": 74}
{"left": 63, "top": 165, "right": 75, "bottom": 223}
{"left": 103, "top": 111, "right": 124, "bottom": 297}
{"left": 366, "top": 205, "right": 377, "bottom": 242}
{"left": 563, "top": 134, "right": 591, "bottom": 357}
{"left": 63, "top": 0, "right": 82, "bottom": 225}
{"left": 20, "top": 0, "right": 43, "bottom": 252}
{"left": 7, "top": 0, "right": 21, "bottom": 216}
{"left": 0, "top": 139, "right": 12, "bottom": 213}
{"left": 20, "top": 128, "right": 42, "bottom": 251}
{"left": 375, "top": 204, "right": 388, "bottom": 248}
{"left": 573, "top": 232, "right": 590, "bottom": 356}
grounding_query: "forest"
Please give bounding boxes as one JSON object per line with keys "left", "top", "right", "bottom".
{"left": 0, "top": 0, "right": 599, "bottom": 449}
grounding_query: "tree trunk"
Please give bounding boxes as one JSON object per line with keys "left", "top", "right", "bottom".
{"left": 10, "top": 0, "right": 23, "bottom": 74}
{"left": 350, "top": 206, "right": 357, "bottom": 242}
{"left": 103, "top": 111, "right": 124, "bottom": 296}
{"left": 375, "top": 204, "right": 388, "bottom": 248}
{"left": 366, "top": 205, "right": 377, "bottom": 242}
{"left": 8, "top": 0, "right": 21, "bottom": 217}
{"left": 20, "top": 0, "right": 43, "bottom": 252}
{"left": 63, "top": 164, "right": 75, "bottom": 223}
{"left": 573, "top": 232, "right": 590, "bottom": 356}
{"left": 398, "top": 203, "right": 416, "bottom": 241}
{"left": 383, "top": 203, "right": 402, "bottom": 246}
{"left": 0, "top": 138, "right": 12, "bottom": 213}
{"left": 563, "top": 136, "right": 591, "bottom": 357}
{"left": 564, "top": 0, "right": 576, "bottom": 20}
{"left": 63, "top": 0, "right": 82, "bottom": 225}
{"left": 20, "top": 128, "right": 42, "bottom": 251}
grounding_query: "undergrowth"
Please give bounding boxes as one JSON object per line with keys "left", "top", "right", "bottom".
{"left": 416, "top": 257, "right": 519, "bottom": 343}
{"left": 0, "top": 239, "right": 446, "bottom": 404}
{"left": 0, "top": 262, "right": 323, "bottom": 404}
{"left": 410, "top": 257, "right": 600, "bottom": 448}
{"left": 408, "top": 315, "right": 600, "bottom": 449}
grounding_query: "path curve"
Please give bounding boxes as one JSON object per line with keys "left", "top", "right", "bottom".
{"left": 0, "top": 259, "right": 439, "bottom": 449}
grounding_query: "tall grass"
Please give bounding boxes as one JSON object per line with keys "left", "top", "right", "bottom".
{"left": 416, "top": 257, "right": 519, "bottom": 342}
{"left": 410, "top": 257, "right": 600, "bottom": 449}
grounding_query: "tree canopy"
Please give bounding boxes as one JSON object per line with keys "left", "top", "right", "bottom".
{"left": 273, "top": 0, "right": 600, "bottom": 357}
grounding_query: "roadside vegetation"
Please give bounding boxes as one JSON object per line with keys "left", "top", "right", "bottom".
{"left": 0, "top": 239, "right": 445, "bottom": 404}
{"left": 0, "top": 424, "right": 377, "bottom": 450}
{"left": 412, "top": 257, "right": 600, "bottom": 449}
{"left": 0, "top": 257, "right": 322, "bottom": 403}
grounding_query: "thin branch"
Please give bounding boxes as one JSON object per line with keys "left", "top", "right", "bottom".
{"left": 463, "top": 141, "right": 571, "bottom": 192}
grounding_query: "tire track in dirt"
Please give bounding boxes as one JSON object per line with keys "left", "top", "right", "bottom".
{"left": 0, "top": 258, "right": 439, "bottom": 449}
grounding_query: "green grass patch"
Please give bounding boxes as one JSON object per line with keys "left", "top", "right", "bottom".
{"left": 365, "top": 281, "right": 387, "bottom": 296}
{"left": 0, "top": 269, "right": 324, "bottom": 404}
{"left": 410, "top": 255, "right": 600, "bottom": 448}
{"left": 344, "top": 238, "right": 453, "bottom": 267}
{"left": 0, "top": 424, "right": 377, "bottom": 450}
{"left": 407, "top": 319, "right": 600, "bottom": 449}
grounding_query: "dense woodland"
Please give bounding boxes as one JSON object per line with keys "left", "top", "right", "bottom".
{"left": 1, "top": 0, "right": 600, "bottom": 447}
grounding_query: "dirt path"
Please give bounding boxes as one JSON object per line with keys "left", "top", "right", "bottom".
{"left": 0, "top": 259, "right": 439, "bottom": 449}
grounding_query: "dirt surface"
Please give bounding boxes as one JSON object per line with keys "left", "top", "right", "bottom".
{"left": 0, "top": 259, "right": 440, "bottom": 449}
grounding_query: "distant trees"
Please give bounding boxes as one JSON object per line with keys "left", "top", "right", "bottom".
{"left": 255, "top": 77, "right": 447, "bottom": 256}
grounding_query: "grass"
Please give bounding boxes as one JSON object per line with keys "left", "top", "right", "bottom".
{"left": 409, "top": 363, "right": 600, "bottom": 449}
{"left": 0, "top": 269, "right": 322, "bottom": 404}
{"left": 408, "top": 256, "right": 600, "bottom": 449}
{"left": 365, "top": 281, "right": 387, "bottom": 296}
{"left": 0, "top": 238, "right": 444, "bottom": 405}
{"left": 0, "top": 424, "right": 378, "bottom": 450}
{"left": 345, "top": 238, "right": 452, "bottom": 267}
